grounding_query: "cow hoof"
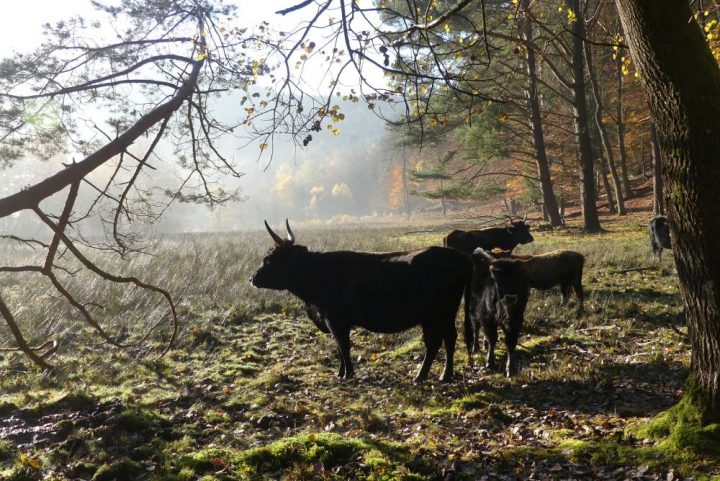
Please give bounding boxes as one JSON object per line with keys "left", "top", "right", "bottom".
{"left": 439, "top": 373, "right": 453, "bottom": 383}
{"left": 413, "top": 375, "right": 427, "bottom": 385}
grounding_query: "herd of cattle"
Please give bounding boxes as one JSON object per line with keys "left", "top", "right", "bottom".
{"left": 251, "top": 215, "right": 672, "bottom": 383}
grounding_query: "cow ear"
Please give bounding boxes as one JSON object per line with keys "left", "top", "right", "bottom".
{"left": 502, "top": 295, "right": 518, "bottom": 306}
{"left": 474, "top": 248, "right": 495, "bottom": 264}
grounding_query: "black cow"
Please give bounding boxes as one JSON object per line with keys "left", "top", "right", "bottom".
{"left": 466, "top": 249, "right": 530, "bottom": 377}
{"left": 444, "top": 216, "right": 534, "bottom": 254}
{"left": 649, "top": 215, "right": 672, "bottom": 261}
{"left": 251, "top": 220, "right": 473, "bottom": 383}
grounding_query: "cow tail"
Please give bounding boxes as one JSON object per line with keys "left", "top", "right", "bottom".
{"left": 463, "top": 265, "right": 475, "bottom": 366}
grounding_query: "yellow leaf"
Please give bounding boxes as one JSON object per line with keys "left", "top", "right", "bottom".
{"left": 444, "top": 23, "right": 451, "bottom": 34}
{"left": 308, "top": 433, "right": 316, "bottom": 442}
{"left": 19, "top": 454, "right": 42, "bottom": 469}
{"left": 497, "top": 114, "right": 509, "bottom": 122}
{"left": 259, "top": 143, "right": 268, "bottom": 151}
{"left": 567, "top": 9, "right": 576, "bottom": 23}
{"left": 332, "top": 128, "right": 340, "bottom": 136}
{"left": 198, "top": 52, "right": 207, "bottom": 61}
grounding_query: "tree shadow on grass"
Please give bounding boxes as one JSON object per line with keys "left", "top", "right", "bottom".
{"left": 589, "top": 287, "right": 684, "bottom": 327}
{"left": 492, "top": 361, "right": 686, "bottom": 418}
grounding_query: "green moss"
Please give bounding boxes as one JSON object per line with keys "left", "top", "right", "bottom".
{"left": 181, "top": 433, "right": 428, "bottom": 480}
{"left": 387, "top": 338, "right": 423, "bottom": 359}
{"left": 92, "top": 458, "right": 143, "bottom": 481}
{"left": 0, "top": 440, "right": 14, "bottom": 462}
{"left": 115, "top": 407, "right": 170, "bottom": 433}
{"left": 0, "top": 467, "right": 36, "bottom": 481}
{"left": 633, "top": 377, "right": 720, "bottom": 455}
{"left": 22, "top": 391, "right": 96, "bottom": 417}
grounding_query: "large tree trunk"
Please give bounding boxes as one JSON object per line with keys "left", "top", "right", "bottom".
{"left": 569, "top": 0, "right": 601, "bottom": 232}
{"left": 617, "top": 0, "right": 720, "bottom": 421}
{"left": 584, "top": 36, "right": 626, "bottom": 215}
{"left": 650, "top": 123, "right": 664, "bottom": 216}
{"left": 521, "top": 0, "right": 563, "bottom": 227}
{"left": 616, "top": 53, "right": 634, "bottom": 198}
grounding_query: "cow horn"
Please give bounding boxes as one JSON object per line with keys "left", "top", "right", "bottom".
{"left": 285, "top": 219, "right": 295, "bottom": 244}
{"left": 264, "top": 220, "right": 284, "bottom": 245}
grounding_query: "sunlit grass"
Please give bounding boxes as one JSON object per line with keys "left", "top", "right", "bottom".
{"left": 0, "top": 219, "right": 711, "bottom": 480}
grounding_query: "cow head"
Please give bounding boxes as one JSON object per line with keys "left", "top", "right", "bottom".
{"left": 507, "top": 214, "right": 533, "bottom": 245}
{"left": 475, "top": 248, "right": 529, "bottom": 308}
{"left": 250, "top": 220, "right": 308, "bottom": 290}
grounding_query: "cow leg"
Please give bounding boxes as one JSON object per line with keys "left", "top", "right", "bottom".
{"left": 330, "top": 326, "right": 353, "bottom": 380}
{"left": 504, "top": 330, "right": 519, "bottom": 378}
{"left": 573, "top": 278, "right": 585, "bottom": 315}
{"left": 440, "top": 324, "right": 457, "bottom": 383}
{"left": 471, "top": 319, "right": 483, "bottom": 354}
{"left": 560, "top": 284, "right": 571, "bottom": 306}
{"left": 338, "top": 330, "right": 354, "bottom": 380}
{"left": 336, "top": 345, "right": 346, "bottom": 378}
{"left": 482, "top": 321, "right": 498, "bottom": 371}
{"left": 651, "top": 239, "right": 661, "bottom": 261}
{"left": 415, "top": 327, "right": 442, "bottom": 384}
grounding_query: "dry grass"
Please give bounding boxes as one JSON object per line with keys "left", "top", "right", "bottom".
{"left": 0, "top": 217, "right": 714, "bottom": 481}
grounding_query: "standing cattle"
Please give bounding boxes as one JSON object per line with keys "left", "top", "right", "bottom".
{"left": 466, "top": 249, "right": 530, "bottom": 377}
{"left": 485, "top": 249, "right": 585, "bottom": 313}
{"left": 250, "top": 220, "right": 473, "bottom": 383}
{"left": 443, "top": 216, "right": 534, "bottom": 254}
{"left": 649, "top": 215, "right": 672, "bottom": 261}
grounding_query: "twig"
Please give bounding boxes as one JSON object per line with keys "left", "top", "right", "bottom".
{"left": 669, "top": 324, "right": 688, "bottom": 339}
{"left": 615, "top": 266, "right": 653, "bottom": 274}
{"left": 578, "top": 325, "right": 617, "bottom": 332}
{"left": 0, "top": 294, "right": 53, "bottom": 370}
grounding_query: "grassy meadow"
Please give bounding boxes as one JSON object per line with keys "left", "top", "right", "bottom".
{"left": 0, "top": 214, "right": 716, "bottom": 480}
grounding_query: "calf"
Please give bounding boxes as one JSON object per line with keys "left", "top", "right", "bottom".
{"left": 251, "top": 220, "right": 473, "bottom": 383}
{"left": 466, "top": 250, "right": 530, "bottom": 377}
{"left": 487, "top": 249, "right": 585, "bottom": 313}
{"left": 444, "top": 216, "right": 534, "bottom": 254}
{"left": 649, "top": 215, "right": 671, "bottom": 261}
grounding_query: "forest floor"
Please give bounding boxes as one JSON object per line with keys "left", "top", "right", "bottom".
{"left": 1, "top": 189, "right": 718, "bottom": 480}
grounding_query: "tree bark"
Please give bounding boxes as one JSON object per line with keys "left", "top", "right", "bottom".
{"left": 584, "top": 37, "right": 626, "bottom": 215}
{"left": 650, "top": 122, "right": 664, "bottom": 216}
{"left": 597, "top": 146, "right": 617, "bottom": 214}
{"left": 616, "top": 53, "right": 634, "bottom": 197}
{"left": 569, "top": 0, "right": 601, "bottom": 232}
{"left": 617, "top": 0, "right": 720, "bottom": 421}
{"left": 521, "top": 0, "right": 563, "bottom": 227}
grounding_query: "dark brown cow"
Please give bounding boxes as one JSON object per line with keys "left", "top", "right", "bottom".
{"left": 444, "top": 216, "right": 534, "bottom": 255}
{"left": 251, "top": 220, "right": 473, "bottom": 383}
{"left": 483, "top": 248, "right": 585, "bottom": 312}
